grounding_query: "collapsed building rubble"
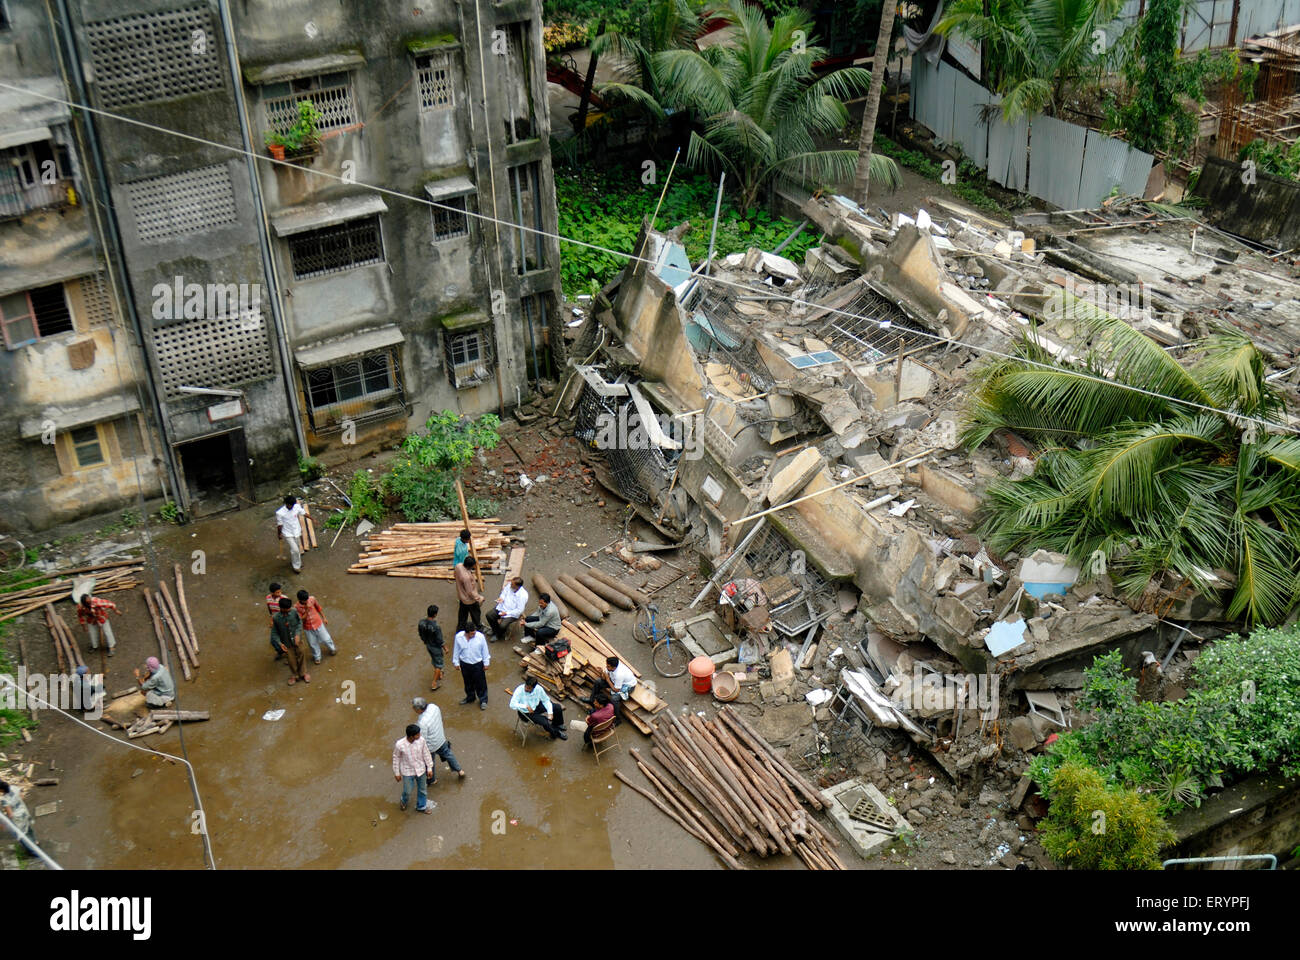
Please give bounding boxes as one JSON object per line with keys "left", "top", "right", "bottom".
{"left": 555, "top": 190, "right": 1300, "bottom": 825}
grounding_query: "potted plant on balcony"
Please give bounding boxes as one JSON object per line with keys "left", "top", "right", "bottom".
{"left": 264, "top": 129, "right": 288, "bottom": 161}
{"left": 284, "top": 99, "right": 324, "bottom": 163}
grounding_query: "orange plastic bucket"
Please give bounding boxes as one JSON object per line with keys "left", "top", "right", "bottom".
{"left": 689, "top": 656, "right": 715, "bottom": 694}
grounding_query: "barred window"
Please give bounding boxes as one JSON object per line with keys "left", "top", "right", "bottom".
{"left": 287, "top": 215, "right": 384, "bottom": 280}
{"left": 305, "top": 351, "right": 395, "bottom": 410}
{"left": 0, "top": 140, "right": 74, "bottom": 219}
{"left": 0, "top": 283, "right": 74, "bottom": 349}
{"left": 415, "top": 51, "right": 456, "bottom": 112}
{"left": 445, "top": 328, "right": 494, "bottom": 390}
{"left": 264, "top": 72, "right": 357, "bottom": 133}
{"left": 85, "top": 5, "right": 225, "bottom": 109}
{"left": 432, "top": 196, "right": 468, "bottom": 241}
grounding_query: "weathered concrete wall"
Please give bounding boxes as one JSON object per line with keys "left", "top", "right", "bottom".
{"left": 1192, "top": 155, "right": 1300, "bottom": 251}
{"left": 1168, "top": 772, "right": 1300, "bottom": 869}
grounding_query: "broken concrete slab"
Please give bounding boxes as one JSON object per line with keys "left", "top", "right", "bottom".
{"left": 918, "top": 463, "right": 981, "bottom": 516}
{"left": 823, "top": 778, "right": 912, "bottom": 859}
{"left": 748, "top": 701, "right": 815, "bottom": 744}
{"left": 767, "top": 448, "right": 826, "bottom": 506}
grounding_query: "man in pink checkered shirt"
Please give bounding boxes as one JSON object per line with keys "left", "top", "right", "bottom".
{"left": 77, "top": 594, "right": 121, "bottom": 656}
{"left": 392, "top": 724, "right": 435, "bottom": 814}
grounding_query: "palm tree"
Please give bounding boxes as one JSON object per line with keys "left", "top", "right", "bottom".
{"left": 963, "top": 311, "right": 1300, "bottom": 626}
{"left": 937, "top": 0, "right": 1129, "bottom": 121}
{"left": 654, "top": 0, "right": 900, "bottom": 212}
{"left": 853, "top": 0, "right": 898, "bottom": 205}
{"left": 589, "top": 0, "right": 703, "bottom": 124}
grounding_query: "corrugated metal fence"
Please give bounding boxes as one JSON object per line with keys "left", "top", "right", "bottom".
{"left": 910, "top": 57, "right": 1153, "bottom": 209}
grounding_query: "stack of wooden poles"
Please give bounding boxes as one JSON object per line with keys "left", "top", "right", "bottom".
{"left": 518, "top": 619, "right": 667, "bottom": 734}
{"left": 141, "top": 564, "right": 201, "bottom": 681}
{"left": 530, "top": 567, "right": 648, "bottom": 624}
{"left": 123, "top": 709, "right": 209, "bottom": 739}
{"left": 0, "top": 559, "right": 142, "bottom": 624}
{"left": 615, "top": 706, "right": 845, "bottom": 870}
{"left": 348, "top": 521, "right": 510, "bottom": 578}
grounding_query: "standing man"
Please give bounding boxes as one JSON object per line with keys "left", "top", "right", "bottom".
{"left": 295, "top": 589, "right": 336, "bottom": 664}
{"left": 265, "top": 583, "right": 287, "bottom": 659}
{"left": 134, "top": 656, "right": 175, "bottom": 707}
{"left": 418, "top": 605, "right": 445, "bottom": 692}
{"left": 77, "top": 592, "right": 121, "bottom": 656}
{"left": 523, "top": 592, "right": 562, "bottom": 643}
{"left": 453, "top": 529, "right": 472, "bottom": 568}
{"left": 452, "top": 624, "right": 490, "bottom": 709}
{"left": 454, "top": 556, "right": 484, "bottom": 633}
{"left": 391, "top": 723, "right": 435, "bottom": 813}
{"left": 272, "top": 596, "right": 310, "bottom": 685}
{"left": 486, "top": 576, "right": 528, "bottom": 642}
{"left": 412, "top": 697, "right": 466, "bottom": 782}
{"left": 275, "top": 494, "right": 307, "bottom": 574}
{"left": 510, "top": 676, "right": 567, "bottom": 740}
{"left": 0, "top": 781, "right": 38, "bottom": 858}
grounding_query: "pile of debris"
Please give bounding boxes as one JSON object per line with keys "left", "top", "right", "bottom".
{"left": 347, "top": 521, "right": 511, "bottom": 578}
{"left": 120, "top": 709, "right": 209, "bottom": 740}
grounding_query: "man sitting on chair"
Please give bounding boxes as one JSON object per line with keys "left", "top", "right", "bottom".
{"left": 509, "top": 677, "right": 567, "bottom": 740}
{"left": 583, "top": 691, "right": 616, "bottom": 746}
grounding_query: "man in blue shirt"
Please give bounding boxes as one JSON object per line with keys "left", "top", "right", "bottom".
{"left": 509, "top": 676, "right": 567, "bottom": 740}
{"left": 453, "top": 529, "right": 472, "bottom": 567}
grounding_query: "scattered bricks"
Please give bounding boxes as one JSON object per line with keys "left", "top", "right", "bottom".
{"left": 769, "top": 648, "right": 795, "bottom": 684}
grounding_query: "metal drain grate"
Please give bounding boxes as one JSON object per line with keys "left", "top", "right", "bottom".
{"left": 847, "top": 798, "right": 897, "bottom": 832}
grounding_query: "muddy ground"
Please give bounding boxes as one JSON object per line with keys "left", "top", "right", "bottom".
{"left": 5, "top": 413, "right": 1048, "bottom": 872}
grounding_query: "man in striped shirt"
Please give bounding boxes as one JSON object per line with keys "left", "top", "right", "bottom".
{"left": 392, "top": 724, "right": 435, "bottom": 813}
{"left": 77, "top": 594, "right": 120, "bottom": 656}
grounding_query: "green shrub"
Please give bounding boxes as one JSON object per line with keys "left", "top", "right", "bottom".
{"left": 380, "top": 412, "right": 501, "bottom": 522}
{"left": 325, "top": 470, "right": 385, "bottom": 529}
{"left": 1030, "top": 629, "right": 1300, "bottom": 817}
{"left": 554, "top": 164, "right": 822, "bottom": 297}
{"left": 297, "top": 453, "right": 325, "bottom": 483}
{"left": 1038, "top": 761, "right": 1175, "bottom": 870}
{"left": 158, "top": 501, "right": 182, "bottom": 524}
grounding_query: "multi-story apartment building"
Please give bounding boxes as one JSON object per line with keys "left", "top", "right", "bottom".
{"left": 0, "top": 0, "right": 562, "bottom": 527}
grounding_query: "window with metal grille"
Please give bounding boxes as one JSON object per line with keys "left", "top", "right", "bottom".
{"left": 69, "top": 425, "right": 105, "bottom": 468}
{"left": 444, "top": 328, "right": 494, "bottom": 389}
{"left": 305, "top": 351, "right": 396, "bottom": 409}
{"left": 125, "top": 164, "right": 238, "bottom": 243}
{"left": 432, "top": 196, "right": 469, "bottom": 241}
{"left": 151, "top": 310, "right": 275, "bottom": 400}
{"left": 509, "top": 162, "right": 545, "bottom": 274}
{"left": 85, "top": 5, "right": 225, "bottom": 109}
{"left": 0, "top": 283, "right": 74, "bottom": 349}
{"left": 263, "top": 71, "right": 358, "bottom": 134}
{"left": 415, "top": 51, "right": 456, "bottom": 112}
{"left": 0, "top": 140, "right": 74, "bottom": 219}
{"left": 287, "top": 215, "right": 384, "bottom": 279}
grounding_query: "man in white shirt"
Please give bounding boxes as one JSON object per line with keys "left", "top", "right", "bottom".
{"left": 584, "top": 655, "right": 637, "bottom": 722}
{"left": 412, "top": 697, "right": 466, "bottom": 782}
{"left": 509, "top": 676, "right": 567, "bottom": 740}
{"left": 275, "top": 495, "right": 307, "bottom": 573}
{"left": 486, "top": 577, "right": 529, "bottom": 642}
{"left": 452, "top": 627, "right": 491, "bottom": 709}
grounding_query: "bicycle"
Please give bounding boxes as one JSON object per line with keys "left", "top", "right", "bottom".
{"left": 636, "top": 603, "right": 687, "bottom": 677}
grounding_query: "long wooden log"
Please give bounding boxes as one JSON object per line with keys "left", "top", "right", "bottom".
{"left": 721, "top": 707, "right": 827, "bottom": 810}
{"left": 665, "top": 713, "right": 768, "bottom": 853}
{"left": 173, "top": 564, "right": 199, "bottom": 654}
{"left": 43, "top": 605, "right": 67, "bottom": 674}
{"left": 581, "top": 567, "right": 651, "bottom": 606}
{"left": 149, "top": 710, "right": 209, "bottom": 722}
{"left": 157, "top": 582, "right": 199, "bottom": 667}
{"left": 557, "top": 574, "right": 611, "bottom": 616}
{"left": 141, "top": 589, "right": 169, "bottom": 668}
{"left": 632, "top": 748, "right": 740, "bottom": 859}
{"left": 690, "top": 714, "right": 792, "bottom": 855}
{"left": 551, "top": 577, "right": 603, "bottom": 622}
{"left": 614, "top": 770, "right": 743, "bottom": 869}
{"left": 530, "top": 573, "right": 569, "bottom": 619}
{"left": 575, "top": 573, "right": 635, "bottom": 610}
{"left": 146, "top": 588, "right": 191, "bottom": 682}
{"left": 650, "top": 741, "right": 750, "bottom": 850}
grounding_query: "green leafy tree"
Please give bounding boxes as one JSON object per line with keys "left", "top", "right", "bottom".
{"left": 381, "top": 412, "right": 501, "bottom": 522}
{"left": 938, "top": 0, "right": 1129, "bottom": 121}
{"left": 654, "top": 0, "right": 899, "bottom": 211}
{"left": 1038, "top": 761, "right": 1175, "bottom": 870}
{"left": 964, "top": 312, "right": 1300, "bottom": 625}
{"left": 589, "top": 0, "right": 704, "bottom": 124}
{"left": 1111, "top": 0, "right": 1241, "bottom": 156}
